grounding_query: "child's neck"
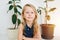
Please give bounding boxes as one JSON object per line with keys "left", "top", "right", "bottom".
{"left": 26, "top": 21, "right": 33, "bottom": 28}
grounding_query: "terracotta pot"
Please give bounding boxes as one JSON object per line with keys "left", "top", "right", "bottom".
{"left": 41, "top": 24, "right": 55, "bottom": 39}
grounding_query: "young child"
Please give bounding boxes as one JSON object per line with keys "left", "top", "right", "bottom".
{"left": 18, "top": 4, "right": 41, "bottom": 40}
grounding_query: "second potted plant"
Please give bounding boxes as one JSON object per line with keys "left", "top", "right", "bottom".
{"left": 37, "top": 0, "right": 56, "bottom": 39}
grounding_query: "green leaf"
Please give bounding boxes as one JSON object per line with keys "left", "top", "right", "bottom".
{"left": 12, "top": 0, "right": 15, "bottom": 1}
{"left": 37, "top": 9, "right": 41, "bottom": 15}
{"left": 16, "top": 0, "right": 21, "bottom": 1}
{"left": 17, "top": 5, "right": 22, "bottom": 9}
{"left": 49, "top": 8, "right": 56, "bottom": 12}
{"left": 9, "top": 5, "right": 13, "bottom": 10}
{"left": 8, "top": 1, "right": 12, "bottom": 4}
{"left": 12, "top": 0, "right": 20, "bottom": 1}
{"left": 44, "top": 0, "right": 54, "bottom": 2}
{"left": 18, "top": 0, "right": 21, "bottom": 1}
{"left": 14, "top": 7, "right": 18, "bottom": 13}
{"left": 17, "top": 11, "right": 21, "bottom": 15}
{"left": 12, "top": 14, "right": 17, "bottom": 24}
{"left": 17, "top": 19, "right": 21, "bottom": 26}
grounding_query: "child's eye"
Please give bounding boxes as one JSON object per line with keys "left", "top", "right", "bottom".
{"left": 26, "top": 12, "right": 29, "bottom": 14}
{"left": 31, "top": 12, "right": 33, "bottom": 14}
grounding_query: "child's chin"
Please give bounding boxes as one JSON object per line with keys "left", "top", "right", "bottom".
{"left": 27, "top": 19, "right": 33, "bottom": 21}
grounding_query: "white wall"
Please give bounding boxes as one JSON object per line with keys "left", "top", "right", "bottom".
{"left": 0, "top": 0, "right": 9, "bottom": 40}
{"left": 0, "top": 0, "right": 60, "bottom": 40}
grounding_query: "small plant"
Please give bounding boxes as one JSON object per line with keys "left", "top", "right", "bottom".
{"left": 37, "top": 0, "right": 56, "bottom": 24}
{"left": 7, "top": 0, "right": 22, "bottom": 29}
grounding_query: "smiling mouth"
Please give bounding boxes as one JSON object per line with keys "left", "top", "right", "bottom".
{"left": 28, "top": 17, "right": 32, "bottom": 19}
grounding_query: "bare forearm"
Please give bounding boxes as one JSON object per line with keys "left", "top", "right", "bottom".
{"left": 23, "top": 37, "right": 41, "bottom": 40}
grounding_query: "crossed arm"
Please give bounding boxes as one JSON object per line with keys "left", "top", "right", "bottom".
{"left": 18, "top": 24, "right": 41, "bottom": 40}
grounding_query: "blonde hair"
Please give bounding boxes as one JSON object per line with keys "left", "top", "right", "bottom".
{"left": 21, "top": 4, "right": 39, "bottom": 36}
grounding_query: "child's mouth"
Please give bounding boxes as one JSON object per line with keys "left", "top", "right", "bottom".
{"left": 28, "top": 17, "right": 32, "bottom": 19}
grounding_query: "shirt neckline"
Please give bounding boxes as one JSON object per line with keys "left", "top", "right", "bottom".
{"left": 26, "top": 24, "right": 33, "bottom": 29}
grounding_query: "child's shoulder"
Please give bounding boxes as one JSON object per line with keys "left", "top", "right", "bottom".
{"left": 18, "top": 23, "right": 24, "bottom": 28}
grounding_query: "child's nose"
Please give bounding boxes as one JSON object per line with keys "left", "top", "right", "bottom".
{"left": 29, "top": 13, "right": 32, "bottom": 16}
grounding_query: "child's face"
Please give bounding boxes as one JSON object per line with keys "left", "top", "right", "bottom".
{"left": 24, "top": 6, "right": 35, "bottom": 22}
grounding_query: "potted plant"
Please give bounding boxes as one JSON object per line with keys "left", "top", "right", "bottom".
{"left": 7, "top": 0, "right": 22, "bottom": 29}
{"left": 37, "top": 0, "right": 56, "bottom": 39}
{"left": 7, "top": 0, "right": 22, "bottom": 40}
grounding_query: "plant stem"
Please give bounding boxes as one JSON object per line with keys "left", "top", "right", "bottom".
{"left": 13, "top": 0, "right": 16, "bottom": 29}
{"left": 14, "top": 23, "right": 16, "bottom": 29}
{"left": 45, "top": 0, "right": 48, "bottom": 24}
